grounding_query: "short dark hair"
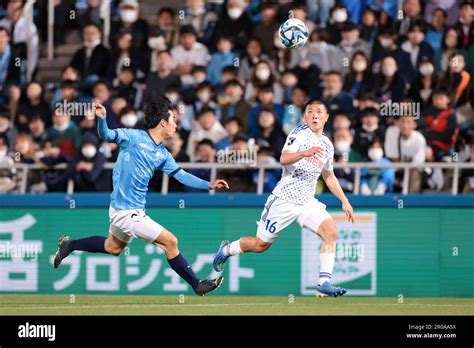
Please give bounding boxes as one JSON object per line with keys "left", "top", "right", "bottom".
{"left": 224, "top": 79, "right": 242, "bottom": 90}
{"left": 0, "top": 106, "right": 11, "bottom": 119}
{"left": 197, "top": 138, "right": 215, "bottom": 150}
{"left": 197, "top": 106, "right": 216, "bottom": 119}
{"left": 360, "top": 107, "right": 379, "bottom": 118}
{"left": 222, "top": 66, "right": 238, "bottom": 75}
{"left": 224, "top": 117, "right": 242, "bottom": 128}
{"left": 158, "top": 6, "right": 175, "bottom": 17}
{"left": 144, "top": 97, "right": 173, "bottom": 129}
{"left": 303, "top": 100, "right": 328, "bottom": 114}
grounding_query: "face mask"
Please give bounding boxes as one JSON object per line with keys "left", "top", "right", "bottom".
{"left": 121, "top": 9, "right": 138, "bottom": 23}
{"left": 332, "top": 9, "right": 348, "bottom": 23}
{"left": 353, "top": 61, "right": 367, "bottom": 72}
{"left": 82, "top": 146, "right": 97, "bottom": 159}
{"left": 228, "top": 8, "right": 243, "bottom": 20}
{"left": 148, "top": 36, "right": 166, "bottom": 51}
{"left": 380, "top": 38, "right": 393, "bottom": 48}
{"left": 166, "top": 94, "right": 179, "bottom": 105}
{"left": 335, "top": 140, "right": 351, "bottom": 154}
{"left": 256, "top": 68, "right": 271, "bottom": 80}
{"left": 342, "top": 37, "right": 357, "bottom": 46}
{"left": 84, "top": 38, "right": 101, "bottom": 48}
{"left": 368, "top": 147, "right": 384, "bottom": 161}
{"left": 54, "top": 122, "right": 69, "bottom": 132}
{"left": 189, "top": 7, "right": 205, "bottom": 16}
{"left": 194, "top": 75, "right": 206, "bottom": 84}
{"left": 198, "top": 92, "right": 211, "bottom": 103}
{"left": 459, "top": 17, "right": 472, "bottom": 25}
{"left": 0, "top": 149, "right": 6, "bottom": 159}
{"left": 419, "top": 64, "right": 434, "bottom": 76}
{"left": 0, "top": 123, "right": 9, "bottom": 133}
{"left": 121, "top": 114, "right": 138, "bottom": 128}
{"left": 362, "top": 123, "right": 378, "bottom": 132}
{"left": 382, "top": 65, "right": 396, "bottom": 77}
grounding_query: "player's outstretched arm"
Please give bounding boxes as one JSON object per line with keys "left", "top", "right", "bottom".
{"left": 173, "top": 170, "right": 229, "bottom": 191}
{"left": 94, "top": 102, "right": 116, "bottom": 142}
{"left": 322, "top": 169, "right": 355, "bottom": 223}
{"left": 280, "top": 147, "right": 324, "bottom": 165}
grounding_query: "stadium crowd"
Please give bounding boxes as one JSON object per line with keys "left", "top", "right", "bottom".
{"left": 0, "top": 0, "right": 473, "bottom": 194}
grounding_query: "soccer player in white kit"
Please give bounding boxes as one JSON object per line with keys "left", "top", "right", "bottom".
{"left": 213, "top": 100, "right": 355, "bottom": 296}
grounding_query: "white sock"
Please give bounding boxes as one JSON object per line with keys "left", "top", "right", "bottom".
{"left": 223, "top": 240, "right": 243, "bottom": 256}
{"left": 318, "top": 252, "right": 335, "bottom": 285}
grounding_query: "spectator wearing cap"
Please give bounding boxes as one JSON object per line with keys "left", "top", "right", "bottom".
{"left": 420, "top": 89, "right": 458, "bottom": 161}
{"left": 68, "top": 133, "right": 109, "bottom": 192}
{"left": 215, "top": 0, "right": 252, "bottom": 53}
{"left": 251, "top": 3, "right": 279, "bottom": 59}
{"left": 70, "top": 23, "right": 111, "bottom": 86}
{"left": 17, "top": 81, "right": 52, "bottom": 133}
{"left": 255, "top": 109, "right": 286, "bottom": 160}
{"left": 335, "top": 21, "right": 370, "bottom": 75}
{"left": 353, "top": 107, "right": 386, "bottom": 159}
{"left": 171, "top": 25, "right": 209, "bottom": 86}
{"left": 373, "top": 56, "right": 407, "bottom": 103}
{"left": 407, "top": 58, "right": 439, "bottom": 112}
{"left": 110, "top": 0, "right": 149, "bottom": 51}
{"left": 400, "top": 20, "right": 434, "bottom": 78}
{"left": 371, "top": 26, "right": 416, "bottom": 84}
{"left": 181, "top": 0, "right": 218, "bottom": 48}
{"left": 385, "top": 116, "right": 427, "bottom": 192}
{"left": 321, "top": 71, "right": 355, "bottom": 117}
{"left": 207, "top": 36, "right": 239, "bottom": 87}
{"left": 186, "top": 107, "right": 227, "bottom": 162}
{"left": 248, "top": 84, "right": 285, "bottom": 138}
{"left": 0, "top": 0, "right": 39, "bottom": 82}
{"left": 0, "top": 27, "right": 21, "bottom": 119}
{"left": 219, "top": 79, "right": 251, "bottom": 133}
{"left": 47, "top": 108, "right": 82, "bottom": 158}
{"left": 455, "top": 0, "right": 474, "bottom": 49}
{"left": 144, "top": 50, "right": 181, "bottom": 105}
{"left": 0, "top": 107, "right": 16, "bottom": 149}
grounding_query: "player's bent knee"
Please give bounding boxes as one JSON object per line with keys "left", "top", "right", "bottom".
{"left": 319, "top": 219, "right": 338, "bottom": 243}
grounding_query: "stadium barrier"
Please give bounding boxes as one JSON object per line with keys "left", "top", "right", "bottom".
{"left": 0, "top": 193, "right": 472, "bottom": 297}
{"left": 2, "top": 161, "right": 474, "bottom": 195}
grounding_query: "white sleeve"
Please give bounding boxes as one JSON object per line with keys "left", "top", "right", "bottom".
{"left": 412, "top": 132, "right": 426, "bottom": 164}
{"left": 324, "top": 142, "right": 334, "bottom": 171}
{"left": 282, "top": 129, "right": 305, "bottom": 153}
{"left": 384, "top": 126, "right": 400, "bottom": 159}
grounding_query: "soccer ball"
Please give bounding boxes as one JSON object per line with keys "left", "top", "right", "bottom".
{"left": 278, "top": 18, "right": 309, "bottom": 49}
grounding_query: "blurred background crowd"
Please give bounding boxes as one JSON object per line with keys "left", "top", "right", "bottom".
{"left": 0, "top": 0, "right": 473, "bottom": 194}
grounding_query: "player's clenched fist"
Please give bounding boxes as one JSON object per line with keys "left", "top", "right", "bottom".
{"left": 302, "top": 146, "right": 324, "bottom": 157}
{"left": 93, "top": 102, "right": 107, "bottom": 119}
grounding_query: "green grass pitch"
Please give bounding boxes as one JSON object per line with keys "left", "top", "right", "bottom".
{"left": 1, "top": 295, "right": 473, "bottom": 315}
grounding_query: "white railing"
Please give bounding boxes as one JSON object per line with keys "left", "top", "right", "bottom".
{"left": 2, "top": 162, "right": 473, "bottom": 195}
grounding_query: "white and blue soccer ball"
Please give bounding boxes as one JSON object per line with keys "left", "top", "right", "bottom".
{"left": 278, "top": 18, "right": 309, "bottom": 49}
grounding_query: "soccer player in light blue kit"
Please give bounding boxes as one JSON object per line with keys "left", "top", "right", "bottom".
{"left": 54, "top": 97, "right": 229, "bottom": 296}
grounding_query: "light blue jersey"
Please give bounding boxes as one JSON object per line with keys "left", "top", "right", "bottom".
{"left": 97, "top": 117, "right": 210, "bottom": 210}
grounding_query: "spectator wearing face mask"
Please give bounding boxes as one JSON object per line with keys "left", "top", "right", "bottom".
{"left": 282, "top": 84, "right": 308, "bottom": 135}
{"left": 68, "top": 133, "right": 109, "bottom": 192}
{"left": 407, "top": 58, "right": 439, "bottom": 112}
{"left": 420, "top": 89, "right": 458, "bottom": 161}
{"left": 245, "top": 60, "right": 284, "bottom": 105}
{"left": 360, "top": 138, "right": 395, "bottom": 195}
{"left": 181, "top": 0, "right": 218, "bottom": 48}
{"left": 207, "top": 37, "right": 239, "bottom": 87}
{"left": 171, "top": 25, "right": 209, "bottom": 86}
{"left": 248, "top": 84, "right": 285, "bottom": 138}
{"left": 215, "top": 0, "right": 252, "bottom": 53}
{"left": 47, "top": 109, "right": 83, "bottom": 158}
{"left": 118, "top": 107, "right": 141, "bottom": 129}
{"left": 219, "top": 79, "right": 251, "bottom": 133}
{"left": 371, "top": 26, "right": 415, "bottom": 84}
{"left": 110, "top": 0, "right": 149, "bottom": 51}
{"left": 181, "top": 66, "right": 208, "bottom": 104}
{"left": 185, "top": 82, "right": 221, "bottom": 130}
{"left": 336, "top": 22, "right": 370, "bottom": 75}
{"left": 400, "top": 21, "right": 434, "bottom": 77}
{"left": 385, "top": 115, "right": 426, "bottom": 192}
{"left": 70, "top": 23, "right": 111, "bottom": 85}
{"left": 0, "top": 107, "right": 17, "bottom": 149}
{"left": 321, "top": 71, "right": 355, "bottom": 117}
{"left": 0, "top": 134, "right": 17, "bottom": 193}
{"left": 186, "top": 107, "right": 227, "bottom": 162}
{"left": 455, "top": 0, "right": 474, "bottom": 50}
{"left": 353, "top": 107, "right": 385, "bottom": 159}
{"left": 144, "top": 50, "right": 182, "bottom": 105}
{"left": 238, "top": 38, "right": 276, "bottom": 82}
{"left": 373, "top": 56, "right": 407, "bottom": 103}
{"left": 327, "top": 5, "right": 349, "bottom": 45}
{"left": 343, "top": 51, "right": 373, "bottom": 99}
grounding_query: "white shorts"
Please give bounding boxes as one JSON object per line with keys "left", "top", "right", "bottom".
{"left": 109, "top": 206, "right": 164, "bottom": 244}
{"left": 256, "top": 194, "right": 332, "bottom": 243}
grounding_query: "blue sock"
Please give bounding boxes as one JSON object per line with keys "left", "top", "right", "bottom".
{"left": 69, "top": 236, "right": 107, "bottom": 253}
{"left": 168, "top": 253, "right": 200, "bottom": 289}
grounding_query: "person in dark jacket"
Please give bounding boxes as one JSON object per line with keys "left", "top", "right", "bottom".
{"left": 255, "top": 109, "right": 286, "bottom": 160}
{"left": 109, "top": 0, "right": 149, "bottom": 51}
{"left": 214, "top": 0, "right": 252, "bottom": 53}
{"left": 69, "top": 133, "right": 109, "bottom": 192}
